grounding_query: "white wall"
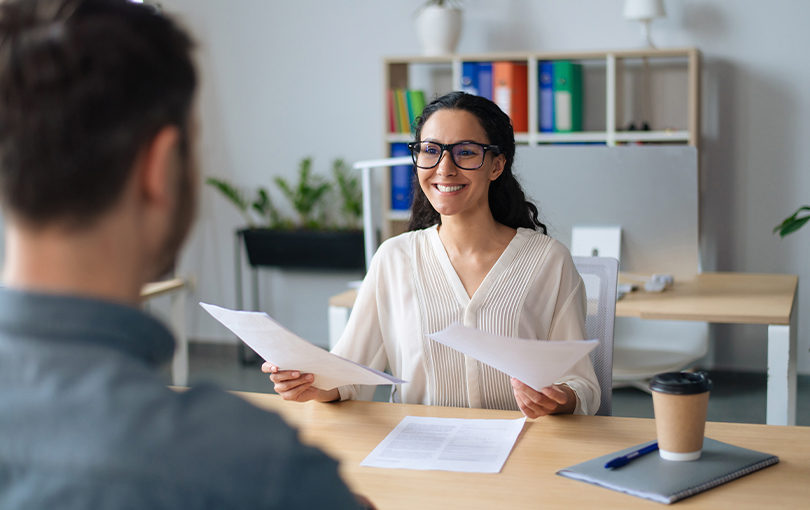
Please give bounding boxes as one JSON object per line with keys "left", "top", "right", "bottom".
{"left": 160, "top": 0, "right": 810, "bottom": 373}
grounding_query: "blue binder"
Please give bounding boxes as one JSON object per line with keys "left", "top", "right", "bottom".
{"left": 539, "top": 61, "right": 554, "bottom": 132}
{"left": 462, "top": 62, "right": 478, "bottom": 95}
{"left": 390, "top": 143, "right": 413, "bottom": 211}
{"left": 478, "top": 63, "right": 493, "bottom": 100}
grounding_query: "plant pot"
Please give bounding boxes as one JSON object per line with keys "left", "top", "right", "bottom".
{"left": 415, "top": 6, "right": 462, "bottom": 56}
{"left": 239, "top": 228, "right": 365, "bottom": 270}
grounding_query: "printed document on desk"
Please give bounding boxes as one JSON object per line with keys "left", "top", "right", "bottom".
{"left": 361, "top": 416, "right": 526, "bottom": 473}
{"left": 429, "top": 323, "right": 598, "bottom": 392}
{"left": 200, "top": 303, "right": 406, "bottom": 390}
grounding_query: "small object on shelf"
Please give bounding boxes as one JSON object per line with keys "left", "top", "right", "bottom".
{"left": 415, "top": 2, "right": 463, "bottom": 56}
{"left": 493, "top": 61, "right": 528, "bottom": 132}
{"left": 552, "top": 61, "right": 583, "bottom": 133}
{"left": 623, "top": 0, "right": 667, "bottom": 48}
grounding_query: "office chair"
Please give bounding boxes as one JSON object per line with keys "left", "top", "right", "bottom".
{"left": 573, "top": 256, "right": 618, "bottom": 417}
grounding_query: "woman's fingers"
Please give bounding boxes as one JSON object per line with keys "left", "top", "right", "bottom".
{"left": 541, "top": 384, "right": 569, "bottom": 405}
{"left": 274, "top": 373, "right": 313, "bottom": 393}
{"left": 261, "top": 362, "right": 276, "bottom": 373}
{"left": 511, "top": 378, "right": 559, "bottom": 417}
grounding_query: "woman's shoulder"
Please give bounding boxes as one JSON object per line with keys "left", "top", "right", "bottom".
{"left": 516, "top": 228, "right": 577, "bottom": 273}
{"left": 377, "top": 225, "right": 436, "bottom": 255}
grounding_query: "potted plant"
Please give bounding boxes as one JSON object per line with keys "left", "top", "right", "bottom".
{"left": 774, "top": 205, "right": 810, "bottom": 237}
{"left": 207, "top": 158, "right": 365, "bottom": 270}
{"left": 415, "top": 0, "right": 463, "bottom": 56}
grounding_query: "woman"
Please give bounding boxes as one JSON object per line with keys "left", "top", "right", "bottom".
{"left": 264, "top": 91, "right": 600, "bottom": 417}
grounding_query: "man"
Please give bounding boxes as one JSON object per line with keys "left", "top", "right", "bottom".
{"left": 0, "top": 1, "right": 368, "bottom": 508}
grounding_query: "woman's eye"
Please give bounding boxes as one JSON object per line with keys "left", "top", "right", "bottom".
{"left": 424, "top": 146, "right": 439, "bottom": 154}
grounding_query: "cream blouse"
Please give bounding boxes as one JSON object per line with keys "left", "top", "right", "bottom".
{"left": 332, "top": 225, "right": 601, "bottom": 415}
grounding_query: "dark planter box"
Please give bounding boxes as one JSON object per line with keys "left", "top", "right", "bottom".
{"left": 239, "top": 228, "right": 365, "bottom": 270}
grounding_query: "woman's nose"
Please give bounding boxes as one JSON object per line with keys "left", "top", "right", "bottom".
{"left": 436, "top": 150, "right": 458, "bottom": 176}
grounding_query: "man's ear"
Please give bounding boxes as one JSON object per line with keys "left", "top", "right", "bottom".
{"left": 138, "top": 126, "right": 180, "bottom": 205}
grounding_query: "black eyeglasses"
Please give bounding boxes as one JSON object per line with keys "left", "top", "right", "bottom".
{"left": 407, "top": 141, "right": 501, "bottom": 171}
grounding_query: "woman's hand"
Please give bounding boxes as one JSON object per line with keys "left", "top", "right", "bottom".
{"left": 511, "top": 378, "right": 576, "bottom": 418}
{"left": 261, "top": 363, "right": 339, "bottom": 403}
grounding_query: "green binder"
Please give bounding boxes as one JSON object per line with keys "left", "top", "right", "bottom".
{"left": 552, "top": 61, "right": 583, "bottom": 133}
{"left": 557, "top": 438, "right": 778, "bottom": 504}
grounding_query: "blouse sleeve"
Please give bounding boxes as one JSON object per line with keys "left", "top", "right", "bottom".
{"left": 330, "top": 246, "right": 389, "bottom": 402}
{"left": 545, "top": 246, "right": 602, "bottom": 416}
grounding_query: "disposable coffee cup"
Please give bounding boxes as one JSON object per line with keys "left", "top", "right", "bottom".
{"left": 649, "top": 371, "right": 712, "bottom": 461}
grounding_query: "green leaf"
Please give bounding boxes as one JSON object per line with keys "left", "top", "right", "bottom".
{"left": 774, "top": 205, "right": 810, "bottom": 237}
{"left": 206, "top": 177, "right": 254, "bottom": 227}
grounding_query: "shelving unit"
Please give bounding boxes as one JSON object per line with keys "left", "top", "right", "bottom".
{"left": 381, "top": 47, "right": 701, "bottom": 239}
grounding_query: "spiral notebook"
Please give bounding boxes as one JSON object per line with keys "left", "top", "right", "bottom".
{"left": 557, "top": 438, "right": 778, "bottom": 504}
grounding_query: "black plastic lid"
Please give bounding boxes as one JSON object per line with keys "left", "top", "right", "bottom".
{"left": 649, "top": 371, "right": 713, "bottom": 395}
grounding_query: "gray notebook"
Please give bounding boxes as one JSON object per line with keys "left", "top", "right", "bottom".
{"left": 557, "top": 438, "right": 778, "bottom": 504}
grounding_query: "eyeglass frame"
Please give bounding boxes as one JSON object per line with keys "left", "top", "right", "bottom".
{"left": 407, "top": 141, "right": 501, "bottom": 171}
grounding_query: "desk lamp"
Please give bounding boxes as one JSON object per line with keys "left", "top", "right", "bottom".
{"left": 623, "top": 0, "right": 666, "bottom": 48}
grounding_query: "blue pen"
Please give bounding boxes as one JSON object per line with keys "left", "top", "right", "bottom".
{"left": 604, "top": 442, "right": 659, "bottom": 468}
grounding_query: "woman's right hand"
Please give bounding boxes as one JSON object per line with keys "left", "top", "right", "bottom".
{"left": 261, "top": 363, "right": 339, "bottom": 403}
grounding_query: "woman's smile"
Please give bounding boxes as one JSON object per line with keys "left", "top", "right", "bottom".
{"left": 434, "top": 183, "right": 467, "bottom": 194}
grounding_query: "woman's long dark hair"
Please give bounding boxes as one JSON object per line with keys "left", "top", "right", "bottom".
{"left": 407, "top": 91, "right": 546, "bottom": 234}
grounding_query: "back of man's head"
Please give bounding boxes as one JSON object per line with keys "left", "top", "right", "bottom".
{"left": 0, "top": 0, "right": 196, "bottom": 227}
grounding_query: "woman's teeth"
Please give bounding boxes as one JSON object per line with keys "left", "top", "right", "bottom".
{"left": 437, "top": 184, "right": 464, "bottom": 192}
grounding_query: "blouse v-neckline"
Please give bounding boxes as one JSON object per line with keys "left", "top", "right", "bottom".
{"left": 427, "top": 225, "right": 531, "bottom": 309}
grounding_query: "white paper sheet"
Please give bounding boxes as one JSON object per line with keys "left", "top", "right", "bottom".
{"left": 360, "top": 416, "right": 526, "bottom": 473}
{"left": 428, "top": 323, "right": 598, "bottom": 392}
{"left": 200, "top": 303, "right": 406, "bottom": 390}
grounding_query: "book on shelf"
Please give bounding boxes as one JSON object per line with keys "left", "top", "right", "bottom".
{"left": 552, "top": 61, "right": 583, "bottom": 133}
{"left": 538, "top": 61, "right": 554, "bottom": 133}
{"left": 478, "top": 63, "right": 493, "bottom": 101}
{"left": 493, "top": 62, "right": 528, "bottom": 132}
{"left": 388, "top": 89, "right": 426, "bottom": 134}
{"left": 390, "top": 143, "right": 413, "bottom": 211}
{"left": 387, "top": 89, "right": 397, "bottom": 133}
{"left": 396, "top": 89, "right": 410, "bottom": 133}
{"left": 462, "top": 62, "right": 478, "bottom": 95}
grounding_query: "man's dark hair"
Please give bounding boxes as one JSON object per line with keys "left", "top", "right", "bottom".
{"left": 0, "top": 0, "right": 196, "bottom": 225}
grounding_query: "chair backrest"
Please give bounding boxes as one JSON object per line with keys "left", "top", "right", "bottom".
{"left": 572, "top": 256, "right": 618, "bottom": 417}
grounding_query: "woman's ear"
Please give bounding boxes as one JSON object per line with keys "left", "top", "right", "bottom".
{"left": 489, "top": 153, "right": 506, "bottom": 181}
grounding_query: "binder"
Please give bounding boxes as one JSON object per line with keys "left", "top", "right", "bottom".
{"left": 395, "top": 89, "right": 410, "bottom": 133}
{"left": 478, "top": 62, "right": 493, "bottom": 101}
{"left": 557, "top": 438, "right": 778, "bottom": 504}
{"left": 390, "top": 143, "right": 413, "bottom": 211}
{"left": 552, "top": 61, "right": 583, "bottom": 132}
{"left": 462, "top": 62, "right": 479, "bottom": 95}
{"left": 538, "top": 61, "right": 554, "bottom": 132}
{"left": 408, "top": 90, "right": 426, "bottom": 123}
{"left": 387, "top": 89, "right": 397, "bottom": 133}
{"left": 493, "top": 62, "right": 528, "bottom": 132}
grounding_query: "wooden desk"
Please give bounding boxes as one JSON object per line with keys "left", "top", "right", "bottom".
{"left": 328, "top": 272, "right": 800, "bottom": 425}
{"left": 141, "top": 277, "right": 187, "bottom": 386}
{"left": 236, "top": 393, "right": 810, "bottom": 509}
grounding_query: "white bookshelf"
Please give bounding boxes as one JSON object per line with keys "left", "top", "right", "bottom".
{"left": 381, "top": 47, "right": 701, "bottom": 239}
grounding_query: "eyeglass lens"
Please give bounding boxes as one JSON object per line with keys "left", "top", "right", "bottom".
{"left": 413, "top": 142, "right": 486, "bottom": 170}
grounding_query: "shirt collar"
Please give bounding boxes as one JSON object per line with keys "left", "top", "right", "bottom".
{"left": 0, "top": 287, "right": 175, "bottom": 366}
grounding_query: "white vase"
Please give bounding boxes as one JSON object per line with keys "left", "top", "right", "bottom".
{"left": 415, "top": 6, "right": 462, "bottom": 56}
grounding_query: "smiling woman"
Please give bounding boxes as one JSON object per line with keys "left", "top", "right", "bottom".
{"left": 263, "top": 92, "right": 601, "bottom": 419}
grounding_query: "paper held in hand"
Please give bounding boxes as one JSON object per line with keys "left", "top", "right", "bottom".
{"left": 200, "top": 303, "right": 406, "bottom": 390}
{"left": 428, "top": 323, "right": 598, "bottom": 392}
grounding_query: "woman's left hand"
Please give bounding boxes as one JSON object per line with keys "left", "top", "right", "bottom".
{"left": 511, "top": 378, "right": 576, "bottom": 418}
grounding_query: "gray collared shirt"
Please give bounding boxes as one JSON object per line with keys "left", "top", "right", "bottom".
{"left": 0, "top": 288, "right": 361, "bottom": 509}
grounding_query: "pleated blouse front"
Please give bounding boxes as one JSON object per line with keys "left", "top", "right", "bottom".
{"left": 332, "top": 225, "right": 600, "bottom": 415}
